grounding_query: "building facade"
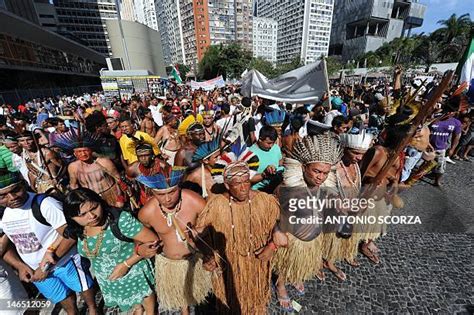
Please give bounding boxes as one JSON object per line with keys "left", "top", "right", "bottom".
{"left": 0, "top": 6, "right": 106, "bottom": 93}
{"left": 252, "top": 17, "right": 277, "bottom": 64}
{"left": 106, "top": 19, "right": 166, "bottom": 76}
{"left": 329, "top": 0, "right": 426, "bottom": 61}
{"left": 53, "top": 0, "right": 118, "bottom": 56}
{"left": 156, "top": 0, "right": 186, "bottom": 65}
{"left": 34, "top": 0, "right": 59, "bottom": 32}
{"left": 257, "top": 0, "right": 334, "bottom": 64}
{"left": 156, "top": 0, "right": 253, "bottom": 71}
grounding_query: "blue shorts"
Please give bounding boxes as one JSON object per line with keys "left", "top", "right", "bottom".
{"left": 34, "top": 254, "right": 94, "bottom": 304}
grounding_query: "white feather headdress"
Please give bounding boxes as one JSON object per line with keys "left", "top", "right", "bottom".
{"left": 339, "top": 130, "right": 373, "bottom": 151}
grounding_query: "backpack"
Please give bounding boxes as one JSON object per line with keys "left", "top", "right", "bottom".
{"left": 32, "top": 194, "right": 134, "bottom": 243}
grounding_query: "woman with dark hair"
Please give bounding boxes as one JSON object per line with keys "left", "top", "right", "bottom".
{"left": 63, "top": 188, "right": 158, "bottom": 314}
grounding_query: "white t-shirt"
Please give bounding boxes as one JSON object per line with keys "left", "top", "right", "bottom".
{"left": 11, "top": 153, "right": 30, "bottom": 185}
{"left": 0, "top": 193, "right": 76, "bottom": 270}
{"left": 149, "top": 104, "right": 163, "bottom": 126}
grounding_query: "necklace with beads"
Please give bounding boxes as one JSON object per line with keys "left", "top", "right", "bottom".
{"left": 158, "top": 197, "right": 182, "bottom": 228}
{"left": 83, "top": 223, "right": 107, "bottom": 258}
{"left": 337, "top": 162, "right": 361, "bottom": 199}
{"left": 158, "top": 197, "right": 186, "bottom": 242}
{"left": 228, "top": 196, "right": 254, "bottom": 257}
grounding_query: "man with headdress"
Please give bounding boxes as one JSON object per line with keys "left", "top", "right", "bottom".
{"left": 195, "top": 144, "right": 287, "bottom": 314}
{"left": 17, "top": 131, "right": 64, "bottom": 194}
{"left": 154, "top": 114, "right": 181, "bottom": 166}
{"left": 186, "top": 138, "right": 222, "bottom": 199}
{"left": 273, "top": 133, "right": 343, "bottom": 310}
{"left": 262, "top": 108, "right": 286, "bottom": 147}
{"left": 118, "top": 116, "right": 160, "bottom": 165}
{"left": 127, "top": 142, "right": 168, "bottom": 205}
{"left": 319, "top": 131, "right": 373, "bottom": 280}
{"left": 174, "top": 122, "right": 205, "bottom": 168}
{"left": 137, "top": 165, "right": 211, "bottom": 315}
{"left": 55, "top": 128, "right": 125, "bottom": 208}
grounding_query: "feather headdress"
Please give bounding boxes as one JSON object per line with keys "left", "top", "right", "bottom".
{"left": 212, "top": 138, "right": 259, "bottom": 183}
{"left": 287, "top": 133, "right": 343, "bottom": 165}
{"left": 264, "top": 109, "right": 286, "bottom": 127}
{"left": 192, "top": 137, "right": 221, "bottom": 163}
{"left": 136, "top": 165, "right": 186, "bottom": 192}
{"left": 53, "top": 127, "right": 100, "bottom": 154}
{"left": 340, "top": 130, "right": 373, "bottom": 151}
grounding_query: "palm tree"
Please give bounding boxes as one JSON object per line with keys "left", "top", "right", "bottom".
{"left": 437, "top": 13, "right": 471, "bottom": 44}
{"left": 413, "top": 35, "right": 442, "bottom": 72}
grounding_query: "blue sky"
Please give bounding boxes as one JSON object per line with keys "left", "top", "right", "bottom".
{"left": 415, "top": 0, "right": 473, "bottom": 34}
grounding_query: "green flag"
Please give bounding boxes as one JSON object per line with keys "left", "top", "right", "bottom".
{"left": 170, "top": 66, "right": 183, "bottom": 84}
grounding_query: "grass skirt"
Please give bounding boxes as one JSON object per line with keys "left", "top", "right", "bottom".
{"left": 155, "top": 254, "right": 212, "bottom": 311}
{"left": 359, "top": 198, "right": 392, "bottom": 242}
{"left": 273, "top": 233, "right": 323, "bottom": 283}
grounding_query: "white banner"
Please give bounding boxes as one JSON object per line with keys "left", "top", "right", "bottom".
{"left": 241, "top": 61, "right": 328, "bottom": 103}
{"left": 190, "top": 75, "right": 225, "bottom": 91}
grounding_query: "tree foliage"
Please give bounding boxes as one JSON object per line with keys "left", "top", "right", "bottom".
{"left": 354, "top": 13, "right": 472, "bottom": 71}
{"left": 198, "top": 43, "right": 252, "bottom": 80}
{"left": 198, "top": 43, "right": 305, "bottom": 80}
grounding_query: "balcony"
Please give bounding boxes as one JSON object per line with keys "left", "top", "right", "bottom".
{"left": 346, "top": 18, "right": 389, "bottom": 40}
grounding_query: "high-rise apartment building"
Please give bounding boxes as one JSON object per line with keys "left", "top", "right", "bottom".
{"left": 329, "top": 0, "right": 426, "bottom": 61}
{"left": 124, "top": 0, "right": 158, "bottom": 31}
{"left": 156, "top": 0, "right": 186, "bottom": 65}
{"left": 252, "top": 17, "right": 277, "bottom": 64}
{"left": 256, "top": 0, "right": 334, "bottom": 64}
{"left": 53, "top": 0, "right": 118, "bottom": 56}
{"left": 235, "top": 0, "right": 253, "bottom": 51}
{"left": 156, "top": 0, "right": 252, "bottom": 70}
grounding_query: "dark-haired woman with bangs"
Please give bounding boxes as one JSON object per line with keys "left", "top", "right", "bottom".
{"left": 63, "top": 188, "right": 159, "bottom": 314}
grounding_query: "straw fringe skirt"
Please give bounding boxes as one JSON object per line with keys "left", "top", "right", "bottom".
{"left": 359, "top": 198, "right": 392, "bottom": 242}
{"left": 273, "top": 233, "right": 323, "bottom": 283}
{"left": 154, "top": 254, "right": 212, "bottom": 311}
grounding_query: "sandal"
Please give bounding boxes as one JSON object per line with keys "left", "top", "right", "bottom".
{"left": 360, "top": 244, "right": 380, "bottom": 264}
{"left": 292, "top": 283, "right": 305, "bottom": 296}
{"left": 277, "top": 296, "right": 294, "bottom": 312}
{"left": 324, "top": 260, "right": 347, "bottom": 281}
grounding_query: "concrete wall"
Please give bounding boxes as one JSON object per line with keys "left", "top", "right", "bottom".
{"left": 106, "top": 19, "right": 166, "bottom": 77}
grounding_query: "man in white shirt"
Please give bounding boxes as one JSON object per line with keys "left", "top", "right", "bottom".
{"left": 0, "top": 171, "right": 99, "bottom": 314}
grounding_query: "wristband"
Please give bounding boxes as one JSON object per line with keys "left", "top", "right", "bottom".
{"left": 134, "top": 243, "right": 141, "bottom": 257}
{"left": 123, "top": 260, "right": 132, "bottom": 268}
{"left": 47, "top": 245, "right": 57, "bottom": 253}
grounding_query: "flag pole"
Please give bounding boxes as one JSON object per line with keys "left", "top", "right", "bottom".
{"left": 323, "top": 57, "right": 331, "bottom": 107}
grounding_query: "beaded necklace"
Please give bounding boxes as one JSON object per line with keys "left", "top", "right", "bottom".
{"left": 83, "top": 224, "right": 107, "bottom": 258}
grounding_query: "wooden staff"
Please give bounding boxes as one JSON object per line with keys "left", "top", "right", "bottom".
{"left": 363, "top": 71, "right": 454, "bottom": 197}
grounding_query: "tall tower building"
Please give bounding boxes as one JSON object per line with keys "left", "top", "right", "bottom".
{"left": 156, "top": 0, "right": 186, "bottom": 65}
{"left": 253, "top": 17, "right": 277, "bottom": 64}
{"left": 53, "top": 0, "right": 118, "bottom": 56}
{"left": 257, "top": 0, "right": 334, "bottom": 64}
{"left": 329, "top": 0, "right": 426, "bottom": 62}
{"left": 156, "top": 0, "right": 252, "bottom": 70}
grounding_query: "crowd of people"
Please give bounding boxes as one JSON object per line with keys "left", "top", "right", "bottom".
{"left": 0, "top": 68, "right": 472, "bottom": 314}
